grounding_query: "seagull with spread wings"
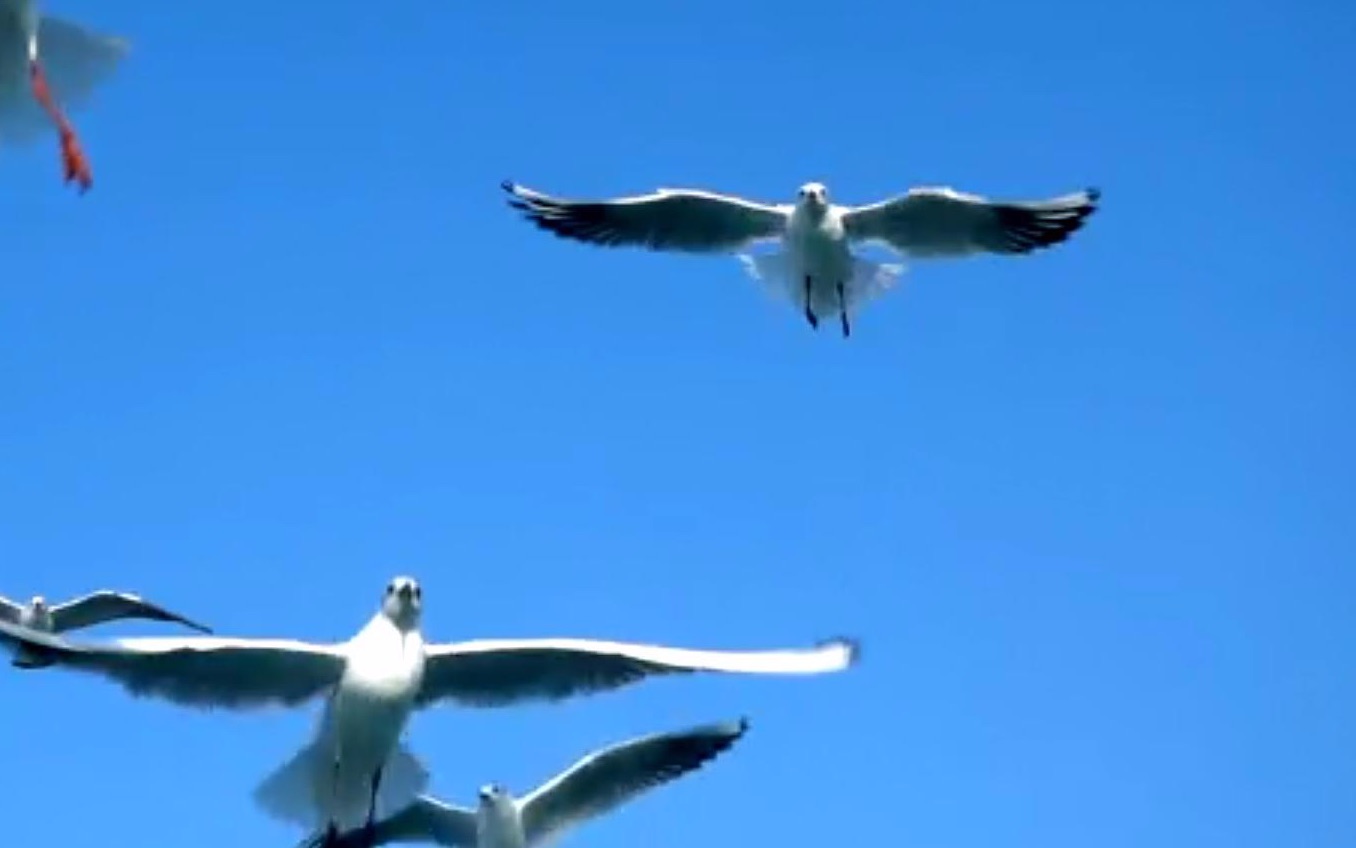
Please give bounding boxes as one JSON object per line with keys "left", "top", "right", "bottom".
{"left": 307, "top": 718, "right": 749, "bottom": 848}
{"left": 503, "top": 180, "right": 1100, "bottom": 338}
{"left": 0, "top": 588, "right": 211, "bottom": 668}
{"left": 0, "top": 0, "right": 128, "bottom": 193}
{"left": 0, "top": 576, "right": 857, "bottom": 845}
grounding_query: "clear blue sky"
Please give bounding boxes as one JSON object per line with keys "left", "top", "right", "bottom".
{"left": 1, "top": 1, "right": 1352, "bottom": 847}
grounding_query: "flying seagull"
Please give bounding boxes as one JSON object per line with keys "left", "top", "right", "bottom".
{"left": 0, "top": 0, "right": 128, "bottom": 193}
{"left": 0, "top": 588, "right": 211, "bottom": 669}
{"left": 503, "top": 180, "right": 1100, "bottom": 338}
{"left": 306, "top": 718, "right": 750, "bottom": 848}
{"left": 0, "top": 576, "right": 858, "bottom": 842}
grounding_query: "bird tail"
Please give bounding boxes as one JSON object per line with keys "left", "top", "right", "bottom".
{"left": 253, "top": 741, "right": 430, "bottom": 831}
{"left": 736, "top": 252, "right": 907, "bottom": 314}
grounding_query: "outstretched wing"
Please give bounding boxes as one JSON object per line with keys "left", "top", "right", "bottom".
{"left": 520, "top": 718, "right": 749, "bottom": 845}
{"left": 0, "top": 618, "right": 344, "bottom": 710}
{"left": 502, "top": 181, "right": 789, "bottom": 253}
{"left": 49, "top": 590, "right": 213, "bottom": 635}
{"left": 842, "top": 186, "right": 1100, "bottom": 258}
{"left": 303, "top": 796, "right": 478, "bottom": 848}
{"left": 416, "top": 636, "right": 858, "bottom": 708}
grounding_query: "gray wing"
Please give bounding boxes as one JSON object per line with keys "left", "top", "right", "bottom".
{"left": 0, "top": 618, "right": 345, "bottom": 710}
{"left": 519, "top": 718, "right": 749, "bottom": 846}
{"left": 417, "top": 636, "right": 858, "bottom": 708}
{"left": 502, "top": 181, "right": 789, "bottom": 253}
{"left": 313, "top": 797, "right": 478, "bottom": 848}
{"left": 0, "top": 595, "right": 21, "bottom": 626}
{"left": 49, "top": 590, "right": 213, "bottom": 635}
{"left": 0, "top": 15, "right": 128, "bottom": 144}
{"left": 842, "top": 186, "right": 1100, "bottom": 258}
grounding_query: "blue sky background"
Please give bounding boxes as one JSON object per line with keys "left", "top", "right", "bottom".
{"left": 1, "top": 1, "right": 1352, "bottom": 847}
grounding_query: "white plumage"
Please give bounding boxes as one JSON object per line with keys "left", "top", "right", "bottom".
{"left": 0, "top": 577, "right": 857, "bottom": 838}
{"left": 306, "top": 719, "right": 750, "bottom": 848}
{"left": 503, "top": 179, "right": 1100, "bottom": 337}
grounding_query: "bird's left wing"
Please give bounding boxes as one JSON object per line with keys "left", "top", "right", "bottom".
{"left": 842, "top": 186, "right": 1100, "bottom": 258}
{"left": 0, "top": 618, "right": 345, "bottom": 710}
{"left": 519, "top": 718, "right": 749, "bottom": 846}
{"left": 416, "top": 636, "right": 858, "bottom": 708}
{"left": 49, "top": 590, "right": 213, "bottom": 635}
{"left": 502, "top": 181, "right": 789, "bottom": 253}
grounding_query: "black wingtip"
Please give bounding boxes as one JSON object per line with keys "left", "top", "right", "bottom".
{"left": 1086, "top": 187, "right": 1102, "bottom": 204}
{"left": 817, "top": 635, "right": 863, "bottom": 666}
{"left": 501, "top": 179, "right": 516, "bottom": 194}
{"left": 736, "top": 715, "right": 751, "bottom": 735}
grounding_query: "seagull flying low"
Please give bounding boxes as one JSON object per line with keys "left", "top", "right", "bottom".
{"left": 0, "top": 588, "right": 211, "bottom": 669}
{"left": 308, "top": 718, "right": 749, "bottom": 848}
{"left": 0, "top": 0, "right": 128, "bottom": 192}
{"left": 0, "top": 576, "right": 858, "bottom": 843}
{"left": 503, "top": 180, "right": 1100, "bottom": 338}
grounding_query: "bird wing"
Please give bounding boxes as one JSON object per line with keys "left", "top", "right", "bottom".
{"left": 49, "top": 590, "right": 213, "bottom": 635}
{"left": 0, "top": 595, "right": 21, "bottom": 625}
{"left": 382, "top": 797, "right": 479, "bottom": 847}
{"left": 502, "top": 181, "right": 790, "bottom": 253}
{"left": 841, "top": 186, "right": 1100, "bottom": 258}
{"left": 302, "top": 796, "right": 477, "bottom": 848}
{"left": 0, "top": 618, "right": 345, "bottom": 709}
{"left": 0, "top": 15, "right": 128, "bottom": 143}
{"left": 416, "top": 636, "right": 857, "bottom": 707}
{"left": 519, "top": 718, "right": 749, "bottom": 846}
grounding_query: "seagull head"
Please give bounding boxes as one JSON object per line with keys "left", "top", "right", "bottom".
{"left": 796, "top": 182, "right": 830, "bottom": 212}
{"left": 28, "top": 595, "right": 46, "bottom": 611}
{"left": 380, "top": 576, "right": 423, "bottom": 629}
{"left": 476, "top": 783, "right": 515, "bottom": 817}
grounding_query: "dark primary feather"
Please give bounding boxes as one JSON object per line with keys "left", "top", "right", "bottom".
{"left": 988, "top": 187, "right": 1101, "bottom": 254}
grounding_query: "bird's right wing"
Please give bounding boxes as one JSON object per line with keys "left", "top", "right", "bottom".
{"left": 0, "top": 618, "right": 345, "bottom": 710}
{"left": 502, "top": 181, "right": 790, "bottom": 254}
{"left": 49, "top": 590, "right": 213, "bottom": 635}
{"left": 519, "top": 718, "right": 750, "bottom": 846}
{"left": 306, "top": 796, "right": 478, "bottom": 848}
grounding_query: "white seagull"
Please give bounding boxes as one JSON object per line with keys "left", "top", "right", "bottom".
{"left": 0, "top": 0, "right": 128, "bottom": 192}
{"left": 0, "top": 588, "right": 211, "bottom": 669}
{"left": 306, "top": 717, "right": 750, "bottom": 848}
{"left": 503, "top": 180, "right": 1101, "bottom": 338}
{"left": 0, "top": 576, "right": 857, "bottom": 841}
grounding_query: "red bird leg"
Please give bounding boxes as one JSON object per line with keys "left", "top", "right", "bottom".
{"left": 28, "top": 59, "right": 93, "bottom": 193}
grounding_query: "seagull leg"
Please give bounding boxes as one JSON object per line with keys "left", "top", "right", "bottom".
{"left": 803, "top": 276, "right": 819, "bottom": 330}
{"left": 320, "top": 757, "right": 343, "bottom": 848}
{"left": 27, "top": 42, "right": 94, "bottom": 194}
{"left": 837, "top": 282, "right": 851, "bottom": 338}
{"left": 361, "top": 767, "right": 383, "bottom": 845}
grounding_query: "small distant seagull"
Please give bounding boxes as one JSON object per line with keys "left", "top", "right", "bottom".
{"left": 306, "top": 718, "right": 749, "bottom": 848}
{"left": 0, "top": 589, "right": 211, "bottom": 668}
{"left": 0, "top": 576, "right": 857, "bottom": 843}
{"left": 503, "top": 180, "right": 1100, "bottom": 338}
{"left": 0, "top": 0, "right": 129, "bottom": 193}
